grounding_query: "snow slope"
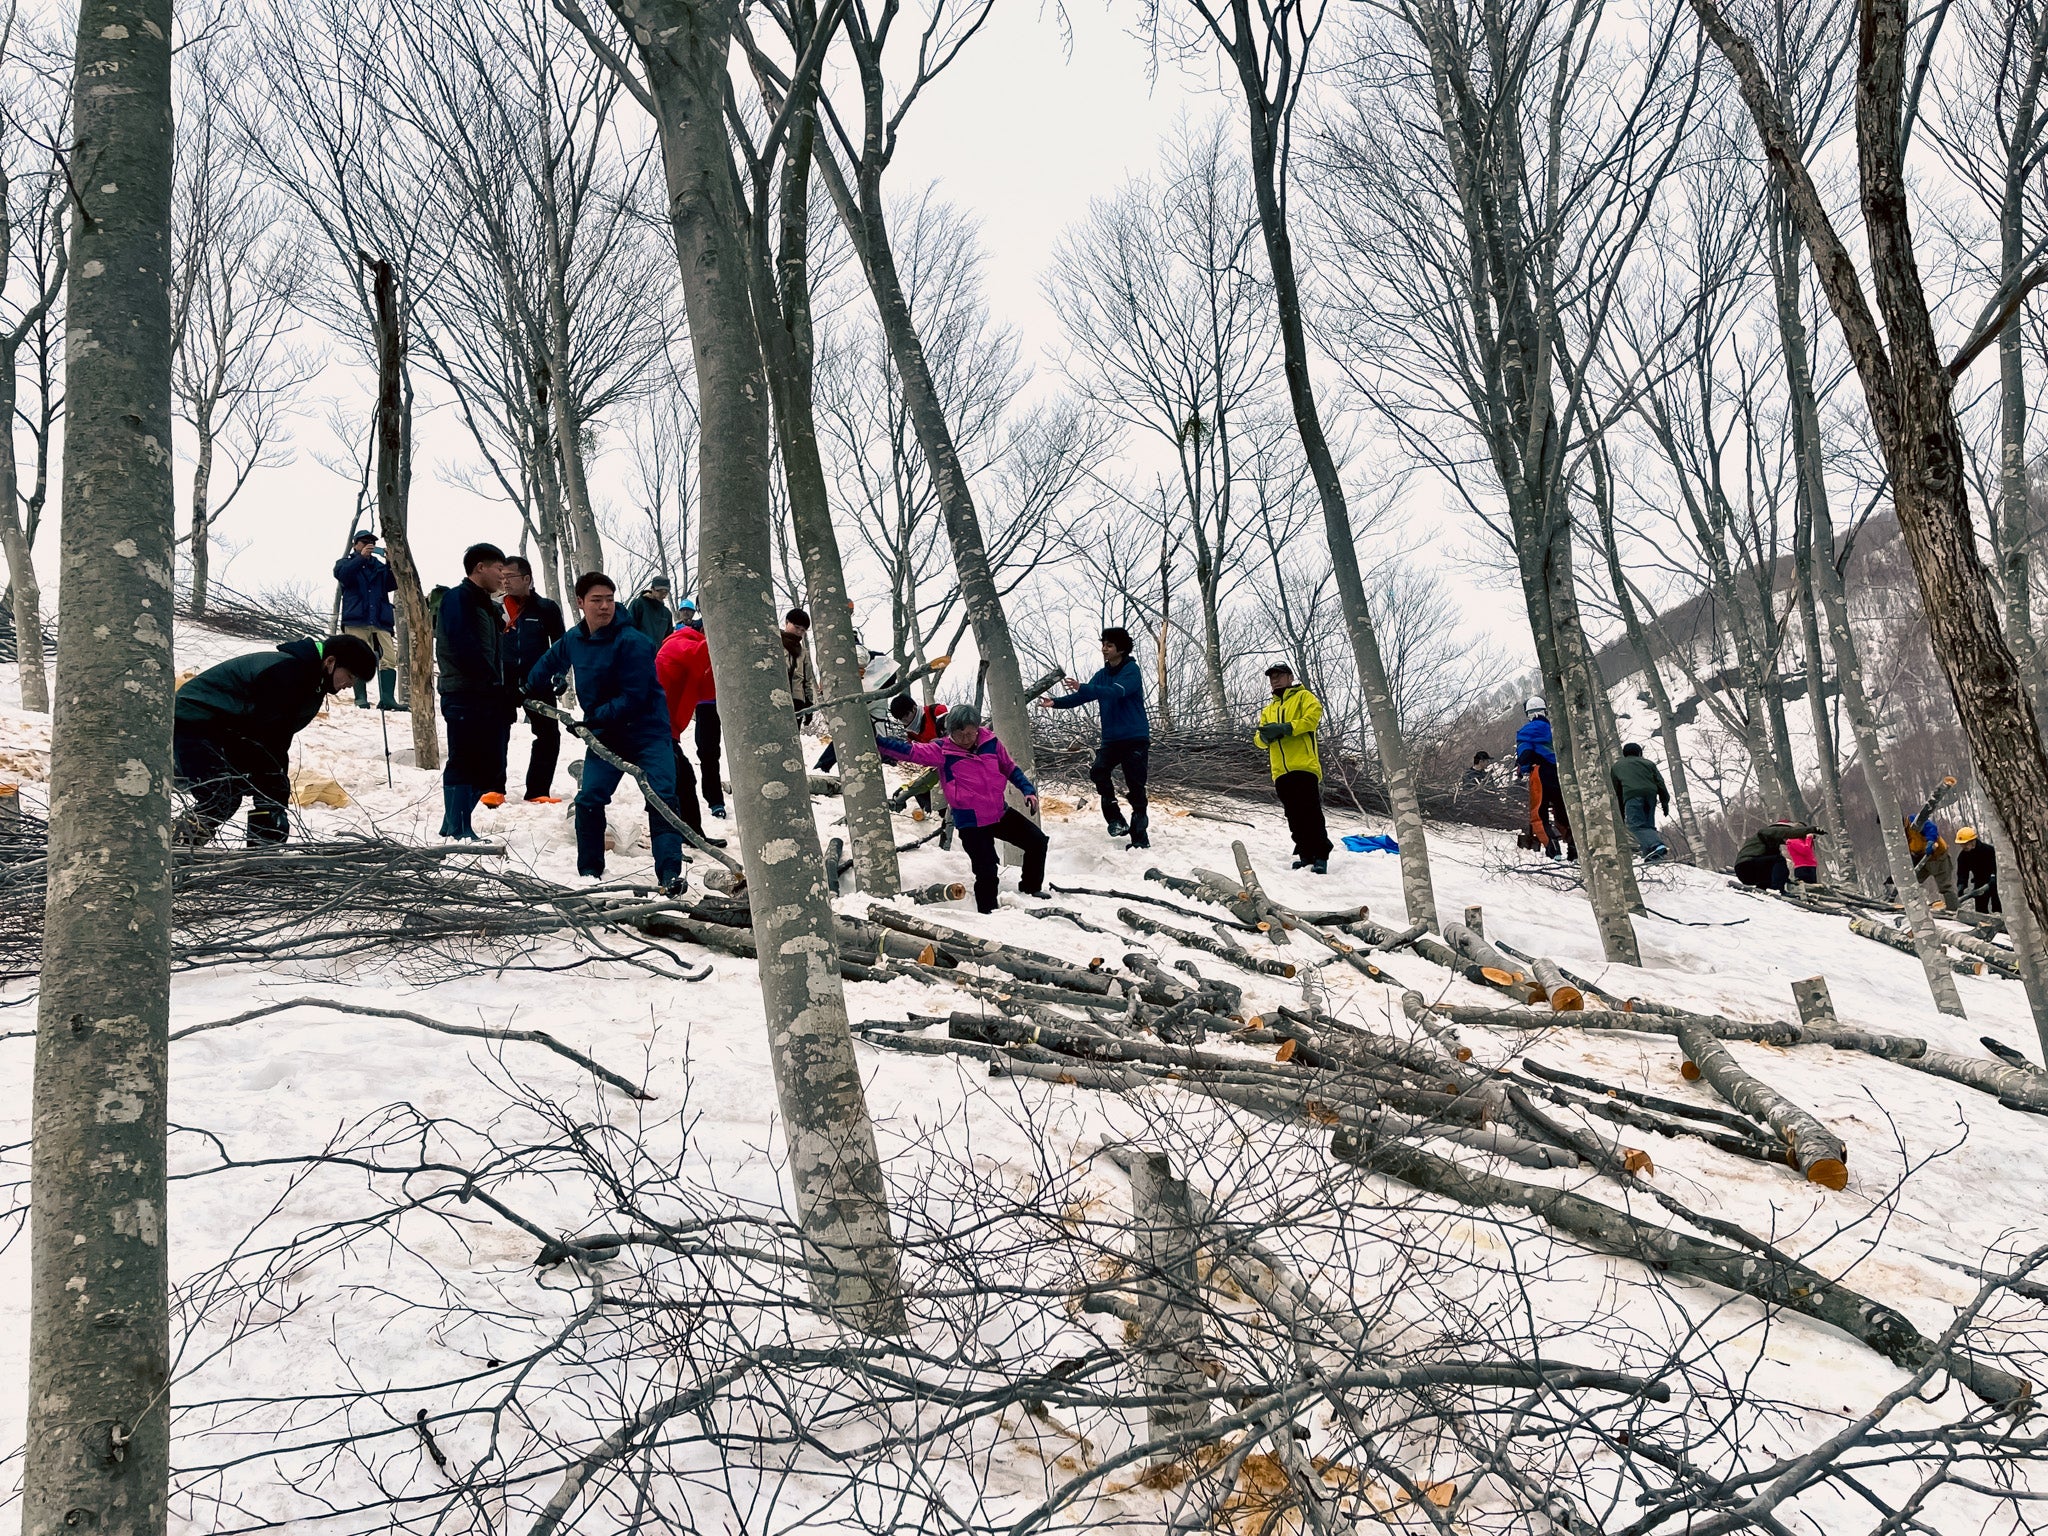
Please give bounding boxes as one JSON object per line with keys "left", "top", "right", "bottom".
{"left": 1, "top": 625, "right": 2045, "bottom": 1531}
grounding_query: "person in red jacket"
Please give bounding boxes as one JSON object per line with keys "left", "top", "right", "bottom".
{"left": 654, "top": 623, "right": 719, "bottom": 839}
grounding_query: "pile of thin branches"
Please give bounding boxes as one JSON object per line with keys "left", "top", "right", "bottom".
{"left": 0, "top": 813, "right": 702, "bottom": 983}
{"left": 175, "top": 579, "right": 334, "bottom": 645}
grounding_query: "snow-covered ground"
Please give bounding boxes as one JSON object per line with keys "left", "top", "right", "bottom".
{"left": 2, "top": 624, "right": 2045, "bottom": 1531}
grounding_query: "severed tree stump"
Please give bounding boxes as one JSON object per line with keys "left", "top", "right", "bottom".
{"left": 1676, "top": 1018, "right": 1848, "bottom": 1189}
{"left": 1127, "top": 1152, "right": 1211, "bottom": 1459}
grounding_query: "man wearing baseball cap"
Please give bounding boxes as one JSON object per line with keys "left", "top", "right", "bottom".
{"left": 1254, "top": 661, "right": 1331, "bottom": 874}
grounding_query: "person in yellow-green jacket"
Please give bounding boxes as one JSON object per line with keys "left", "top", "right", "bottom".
{"left": 1255, "top": 662, "right": 1331, "bottom": 874}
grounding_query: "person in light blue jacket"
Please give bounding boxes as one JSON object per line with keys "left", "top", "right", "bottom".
{"left": 1041, "top": 626, "right": 1151, "bottom": 848}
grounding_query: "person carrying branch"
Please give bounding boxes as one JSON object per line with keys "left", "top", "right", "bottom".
{"left": 1733, "top": 818, "right": 1822, "bottom": 892}
{"left": 172, "top": 634, "right": 378, "bottom": 846}
{"left": 527, "top": 572, "right": 687, "bottom": 893}
{"left": 1515, "top": 696, "right": 1575, "bottom": 861}
{"left": 1905, "top": 807, "right": 1962, "bottom": 910}
{"left": 332, "top": 529, "right": 399, "bottom": 711}
{"left": 1255, "top": 662, "right": 1331, "bottom": 875}
{"left": 876, "top": 703, "right": 1046, "bottom": 912}
{"left": 1040, "top": 625, "right": 1151, "bottom": 849}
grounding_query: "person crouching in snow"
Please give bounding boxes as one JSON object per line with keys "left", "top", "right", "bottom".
{"left": 876, "top": 703, "right": 1046, "bottom": 912}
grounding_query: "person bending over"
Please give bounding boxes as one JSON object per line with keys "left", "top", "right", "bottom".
{"left": 173, "top": 634, "right": 376, "bottom": 846}
{"left": 877, "top": 703, "right": 1045, "bottom": 912}
{"left": 1734, "top": 819, "right": 1821, "bottom": 892}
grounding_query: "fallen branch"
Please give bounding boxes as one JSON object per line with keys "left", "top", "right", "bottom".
{"left": 172, "top": 997, "right": 655, "bottom": 1099}
{"left": 1675, "top": 1018, "right": 1848, "bottom": 1190}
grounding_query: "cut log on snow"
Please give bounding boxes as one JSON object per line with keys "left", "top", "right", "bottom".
{"left": 1351, "top": 918, "right": 1516, "bottom": 998}
{"left": 1432, "top": 1002, "right": 1805, "bottom": 1045}
{"left": 866, "top": 908, "right": 1114, "bottom": 994}
{"left": 1115, "top": 907, "right": 1295, "bottom": 978}
{"left": 1953, "top": 932, "right": 2022, "bottom": 976}
{"left": 1516, "top": 1068, "right": 1795, "bottom": 1171}
{"left": 1529, "top": 956, "right": 1584, "bottom": 1012}
{"left": 1674, "top": 1019, "right": 1848, "bottom": 1190}
{"left": 1348, "top": 1139, "right": 2031, "bottom": 1406}
{"left": 1442, "top": 921, "right": 1539, "bottom": 1000}
{"left": 1519, "top": 1057, "right": 1769, "bottom": 1139}
{"left": 1850, "top": 916, "right": 1982, "bottom": 976}
{"left": 1190, "top": 865, "right": 1280, "bottom": 936}
{"left": 1495, "top": 941, "right": 1612, "bottom": 1009}
{"left": 906, "top": 882, "right": 967, "bottom": 906}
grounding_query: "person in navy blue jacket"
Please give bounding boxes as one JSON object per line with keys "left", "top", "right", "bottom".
{"left": 1514, "top": 696, "right": 1575, "bottom": 860}
{"left": 332, "top": 530, "right": 399, "bottom": 710}
{"left": 1041, "top": 626, "right": 1151, "bottom": 848}
{"left": 525, "top": 571, "right": 685, "bottom": 890}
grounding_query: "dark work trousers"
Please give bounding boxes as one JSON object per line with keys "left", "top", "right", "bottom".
{"left": 1792, "top": 865, "right": 1818, "bottom": 884}
{"left": 1272, "top": 770, "right": 1332, "bottom": 863}
{"left": 669, "top": 743, "right": 707, "bottom": 832}
{"left": 174, "top": 728, "right": 290, "bottom": 845}
{"left": 695, "top": 699, "right": 724, "bottom": 809}
{"left": 955, "top": 808, "right": 1049, "bottom": 913}
{"left": 1091, "top": 738, "right": 1150, "bottom": 835}
{"left": 522, "top": 710, "right": 561, "bottom": 800}
{"left": 1734, "top": 855, "right": 1788, "bottom": 892}
{"left": 575, "top": 727, "right": 684, "bottom": 884}
{"left": 441, "top": 692, "right": 514, "bottom": 838}
{"left": 487, "top": 708, "right": 562, "bottom": 800}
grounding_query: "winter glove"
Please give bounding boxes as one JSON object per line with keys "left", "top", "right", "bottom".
{"left": 1659, "top": 799, "right": 1671, "bottom": 816}
{"left": 1257, "top": 721, "right": 1290, "bottom": 745}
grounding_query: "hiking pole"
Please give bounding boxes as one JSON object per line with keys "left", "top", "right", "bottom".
{"left": 379, "top": 700, "right": 393, "bottom": 789}
{"left": 524, "top": 698, "right": 741, "bottom": 873}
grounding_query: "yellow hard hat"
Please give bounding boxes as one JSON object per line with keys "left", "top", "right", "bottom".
{"left": 1956, "top": 826, "right": 1978, "bottom": 844}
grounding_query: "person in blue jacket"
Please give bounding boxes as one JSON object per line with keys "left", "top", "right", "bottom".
{"left": 1040, "top": 626, "right": 1151, "bottom": 848}
{"left": 525, "top": 571, "right": 685, "bottom": 891}
{"left": 1514, "top": 695, "right": 1575, "bottom": 860}
{"left": 332, "top": 529, "right": 399, "bottom": 710}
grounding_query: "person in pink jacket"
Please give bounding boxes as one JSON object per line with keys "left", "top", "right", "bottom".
{"left": 877, "top": 703, "right": 1047, "bottom": 911}
{"left": 1783, "top": 830, "right": 1818, "bottom": 884}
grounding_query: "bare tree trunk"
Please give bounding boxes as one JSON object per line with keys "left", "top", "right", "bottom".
{"left": 0, "top": 361, "right": 50, "bottom": 712}
{"left": 1589, "top": 438, "right": 1702, "bottom": 860}
{"left": 1998, "top": 55, "right": 2048, "bottom": 729}
{"left": 188, "top": 412, "right": 213, "bottom": 619}
{"left": 25, "top": 6, "right": 176, "bottom": 1532}
{"left": 747, "top": 47, "right": 900, "bottom": 895}
{"left": 1218, "top": 2, "right": 1439, "bottom": 930}
{"left": 1692, "top": 0, "right": 2048, "bottom": 968}
{"left": 364, "top": 254, "right": 439, "bottom": 769}
{"left": 812, "top": 148, "right": 1035, "bottom": 781}
{"left": 600, "top": 0, "right": 904, "bottom": 1329}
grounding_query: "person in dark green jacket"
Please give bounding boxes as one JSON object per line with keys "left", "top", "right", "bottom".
{"left": 1734, "top": 819, "right": 1822, "bottom": 892}
{"left": 1609, "top": 743, "right": 1670, "bottom": 861}
{"left": 173, "top": 634, "right": 377, "bottom": 845}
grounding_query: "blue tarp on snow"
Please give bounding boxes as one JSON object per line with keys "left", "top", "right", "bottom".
{"left": 1341, "top": 833, "right": 1400, "bottom": 855}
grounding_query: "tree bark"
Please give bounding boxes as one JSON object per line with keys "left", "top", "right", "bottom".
{"left": 1690, "top": 0, "right": 2048, "bottom": 985}
{"left": 25, "top": 4, "right": 177, "bottom": 1532}
{"left": 747, "top": 33, "right": 900, "bottom": 894}
{"left": 1213, "top": 0, "right": 1438, "bottom": 930}
{"left": 0, "top": 359, "right": 51, "bottom": 712}
{"left": 188, "top": 410, "right": 213, "bottom": 618}
{"left": 363, "top": 254, "right": 438, "bottom": 769}
{"left": 810, "top": 139, "right": 1035, "bottom": 780}
{"left": 602, "top": 0, "right": 904, "bottom": 1330}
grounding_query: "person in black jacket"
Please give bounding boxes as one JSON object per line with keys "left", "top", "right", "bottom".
{"left": 331, "top": 530, "right": 399, "bottom": 710}
{"left": 1955, "top": 826, "right": 2001, "bottom": 912}
{"left": 495, "top": 556, "right": 567, "bottom": 803}
{"left": 434, "top": 542, "right": 514, "bottom": 839}
{"left": 173, "top": 634, "right": 377, "bottom": 845}
{"left": 626, "top": 576, "right": 675, "bottom": 646}
{"left": 1732, "top": 819, "right": 1820, "bottom": 891}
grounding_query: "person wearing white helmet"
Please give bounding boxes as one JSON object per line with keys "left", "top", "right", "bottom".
{"left": 1514, "top": 696, "right": 1575, "bottom": 860}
